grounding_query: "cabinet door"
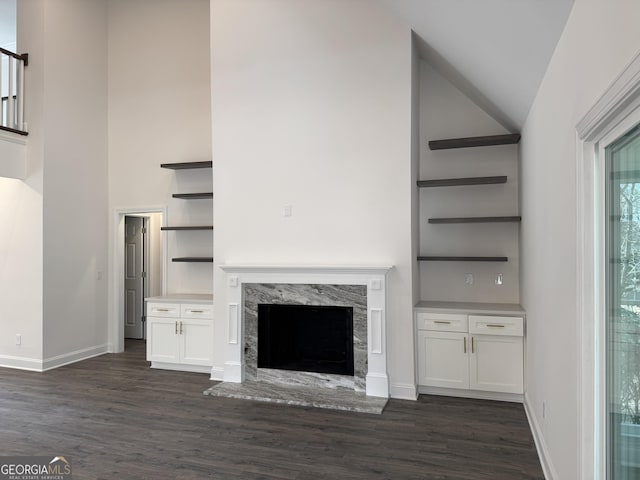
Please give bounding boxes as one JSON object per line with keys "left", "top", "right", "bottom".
{"left": 469, "top": 335, "right": 523, "bottom": 394}
{"left": 147, "top": 317, "right": 180, "bottom": 363}
{"left": 417, "top": 330, "right": 469, "bottom": 389}
{"left": 179, "top": 319, "right": 213, "bottom": 366}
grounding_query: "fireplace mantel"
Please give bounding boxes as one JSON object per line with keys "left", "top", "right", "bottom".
{"left": 219, "top": 264, "right": 393, "bottom": 276}
{"left": 218, "top": 264, "right": 393, "bottom": 398}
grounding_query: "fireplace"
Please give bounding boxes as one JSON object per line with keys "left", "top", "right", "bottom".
{"left": 218, "top": 265, "right": 392, "bottom": 398}
{"left": 258, "top": 304, "right": 355, "bottom": 376}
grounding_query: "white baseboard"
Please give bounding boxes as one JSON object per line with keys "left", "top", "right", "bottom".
{"left": 390, "top": 382, "right": 418, "bottom": 400}
{"left": 418, "top": 385, "right": 523, "bottom": 403}
{"left": 524, "top": 393, "right": 557, "bottom": 480}
{"left": 210, "top": 365, "right": 224, "bottom": 381}
{"left": 151, "top": 362, "right": 212, "bottom": 374}
{"left": 42, "top": 344, "right": 108, "bottom": 371}
{"left": 0, "top": 354, "right": 43, "bottom": 371}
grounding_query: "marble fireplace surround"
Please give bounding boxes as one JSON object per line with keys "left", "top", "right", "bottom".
{"left": 218, "top": 265, "right": 392, "bottom": 398}
{"left": 244, "top": 283, "right": 368, "bottom": 391}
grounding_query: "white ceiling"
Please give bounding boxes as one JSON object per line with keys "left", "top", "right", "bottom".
{"left": 0, "top": 0, "right": 572, "bottom": 132}
{"left": 0, "top": 0, "right": 16, "bottom": 49}
{"left": 378, "top": 0, "right": 575, "bottom": 132}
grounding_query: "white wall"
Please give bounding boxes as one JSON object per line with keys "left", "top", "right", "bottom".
{"left": 0, "top": 172, "right": 42, "bottom": 367}
{"left": 0, "top": 0, "right": 45, "bottom": 369}
{"left": 211, "top": 0, "right": 416, "bottom": 398}
{"left": 520, "top": 0, "right": 640, "bottom": 478}
{"left": 0, "top": 133, "right": 26, "bottom": 179}
{"left": 41, "top": 0, "right": 109, "bottom": 363}
{"left": 108, "top": 0, "right": 212, "bottom": 301}
{"left": 418, "top": 62, "right": 518, "bottom": 303}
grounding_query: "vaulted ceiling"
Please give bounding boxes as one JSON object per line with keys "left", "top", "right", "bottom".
{"left": 378, "top": 0, "right": 575, "bottom": 132}
{"left": 0, "top": 0, "right": 574, "bottom": 133}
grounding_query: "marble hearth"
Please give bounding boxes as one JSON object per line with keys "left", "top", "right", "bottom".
{"left": 215, "top": 265, "right": 392, "bottom": 398}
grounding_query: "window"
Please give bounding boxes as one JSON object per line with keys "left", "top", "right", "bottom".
{"left": 577, "top": 50, "right": 640, "bottom": 480}
{"left": 606, "top": 125, "right": 640, "bottom": 479}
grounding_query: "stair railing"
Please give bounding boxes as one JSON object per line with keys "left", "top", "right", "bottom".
{"left": 0, "top": 48, "right": 28, "bottom": 135}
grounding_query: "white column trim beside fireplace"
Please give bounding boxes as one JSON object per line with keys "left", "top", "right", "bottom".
{"left": 218, "top": 264, "right": 393, "bottom": 398}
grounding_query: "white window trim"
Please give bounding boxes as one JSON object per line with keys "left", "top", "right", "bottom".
{"left": 576, "top": 49, "right": 640, "bottom": 480}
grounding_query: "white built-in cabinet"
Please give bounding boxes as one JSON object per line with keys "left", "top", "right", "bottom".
{"left": 415, "top": 304, "right": 524, "bottom": 400}
{"left": 146, "top": 295, "right": 213, "bottom": 374}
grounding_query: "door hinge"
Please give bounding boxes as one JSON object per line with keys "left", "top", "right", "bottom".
{"left": 141, "top": 227, "right": 147, "bottom": 234}
{"left": 141, "top": 271, "right": 147, "bottom": 278}
{"left": 141, "top": 316, "right": 146, "bottom": 323}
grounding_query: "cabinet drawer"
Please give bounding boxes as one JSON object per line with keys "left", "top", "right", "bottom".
{"left": 469, "top": 315, "right": 523, "bottom": 336}
{"left": 181, "top": 304, "right": 213, "bottom": 319}
{"left": 416, "top": 312, "right": 468, "bottom": 332}
{"left": 147, "top": 303, "right": 181, "bottom": 318}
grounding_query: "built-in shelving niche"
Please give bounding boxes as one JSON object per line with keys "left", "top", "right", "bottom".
{"left": 418, "top": 134, "right": 521, "bottom": 264}
{"left": 161, "top": 161, "right": 213, "bottom": 264}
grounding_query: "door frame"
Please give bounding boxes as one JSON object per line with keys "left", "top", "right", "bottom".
{"left": 111, "top": 206, "right": 167, "bottom": 353}
{"left": 577, "top": 50, "right": 640, "bottom": 480}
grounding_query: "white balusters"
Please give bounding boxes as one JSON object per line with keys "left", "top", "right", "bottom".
{"left": 17, "top": 57, "right": 24, "bottom": 130}
{"left": 7, "top": 54, "right": 14, "bottom": 129}
{"left": 0, "top": 48, "right": 27, "bottom": 133}
{"left": 0, "top": 53, "right": 3, "bottom": 125}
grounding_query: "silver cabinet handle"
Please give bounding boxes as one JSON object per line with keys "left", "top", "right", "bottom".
{"left": 179, "top": 321, "right": 183, "bottom": 335}
{"left": 175, "top": 321, "right": 178, "bottom": 334}
{"left": 434, "top": 320, "right": 451, "bottom": 324}
{"left": 189, "top": 309, "right": 204, "bottom": 313}
{"left": 463, "top": 337, "right": 467, "bottom": 353}
{"left": 486, "top": 324, "right": 505, "bottom": 328}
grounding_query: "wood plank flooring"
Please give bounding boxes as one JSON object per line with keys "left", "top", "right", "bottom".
{"left": 0, "top": 340, "right": 544, "bottom": 479}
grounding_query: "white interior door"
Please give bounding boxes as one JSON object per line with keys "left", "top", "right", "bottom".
{"left": 124, "top": 216, "right": 145, "bottom": 339}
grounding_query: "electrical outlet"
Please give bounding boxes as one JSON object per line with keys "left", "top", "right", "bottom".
{"left": 283, "top": 204, "right": 292, "bottom": 217}
{"left": 15, "top": 334, "right": 21, "bottom": 346}
{"left": 495, "top": 273, "right": 504, "bottom": 285}
{"left": 465, "top": 273, "right": 474, "bottom": 285}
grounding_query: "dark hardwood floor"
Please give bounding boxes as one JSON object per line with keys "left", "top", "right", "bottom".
{"left": 0, "top": 340, "right": 544, "bottom": 479}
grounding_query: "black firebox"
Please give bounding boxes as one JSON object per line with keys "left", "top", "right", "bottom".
{"left": 257, "top": 304, "right": 354, "bottom": 376}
